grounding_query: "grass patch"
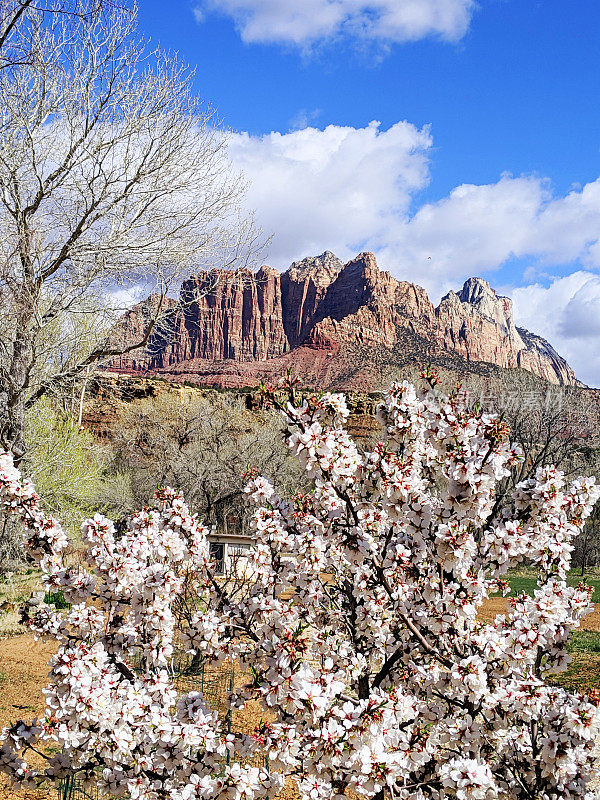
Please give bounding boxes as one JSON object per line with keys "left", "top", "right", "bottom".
{"left": 495, "top": 573, "right": 600, "bottom": 603}
{"left": 551, "top": 654, "right": 600, "bottom": 696}
{"left": 44, "top": 590, "right": 70, "bottom": 609}
{"left": 567, "top": 631, "right": 600, "bottom": 653}
{"left": 546, "top": 633, "right": 600, "bottom": 696}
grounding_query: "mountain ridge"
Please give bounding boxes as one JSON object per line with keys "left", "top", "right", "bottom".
{"left": 109, "top": 252, "right": 580, "bottom": 390}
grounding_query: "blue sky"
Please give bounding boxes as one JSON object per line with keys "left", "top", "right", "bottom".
{"left": 141, "top": 0, "right": 600, "bottom": 202}
{"left": 139, "top": 0, "right": 600, "bottom": 385}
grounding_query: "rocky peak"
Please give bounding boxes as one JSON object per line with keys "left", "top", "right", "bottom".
{"left": 325, "top": 253, "right": 400, "bottom": 309}
{"left": 282, "top": 251, "right": 345, "bottom": 347}
{"left": 457, "top": 276, "right": 495, "bottom": 305}
{"left": 435, "top": 276, "right": 578, "bottom": 385}
{"left": 287, "top": 251, "right": 344, "bottom": 286}
{"left": 454, "top": 277, "right": 516, "bottom": 336}
{"left": 319, "top": 253, "right": 380, "bottom": 315}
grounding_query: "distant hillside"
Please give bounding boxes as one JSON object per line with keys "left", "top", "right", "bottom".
{"left": 109, "top": 252, "right": 580, "bottom": 391}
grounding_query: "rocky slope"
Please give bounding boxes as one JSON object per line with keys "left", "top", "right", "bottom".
{"left": 110, "top": 252, "right": 579, "bottom": 389}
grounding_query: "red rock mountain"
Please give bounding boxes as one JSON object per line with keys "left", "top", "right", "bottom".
{"left": 110, "top": 252, "right": 579, "bottom": 389}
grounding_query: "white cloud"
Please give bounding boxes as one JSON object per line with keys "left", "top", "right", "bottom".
{"left": 381, "top": 175, "right": 600, "bottom": 292}
{"left": 198, "top": 0, "right": 475, "bottom": 47}
{"left": 507, "top": 273, "right": 600, "bottom": 387}
{"left": 108, "top": 284, "right": 149, "bottom": 312}
{"left": 289, "top": 108, "right": 322, "bottom": 131}
{"left": 228, "top": 120, "right": 433, "bottom": 268}
{"left": 560, "top": 277, "right": 600, "bottom": 340}
{"left": 392, "top": 175, "right": 600, "bottom": 296}
{"left": 379, "top": 176, "right": 550, "bottom": 292}
{"left": 228, "top": 122, "right": 600, "bottom": 290}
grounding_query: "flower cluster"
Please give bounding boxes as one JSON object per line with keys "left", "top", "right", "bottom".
{"left": 238, "top": 379, "right": 600, "bottom": 800}
{"left": 0, "top": 454, "right": 275, "bottom": 800}
{"left": 2, "top": 376, "right": 600, "bottom": 800}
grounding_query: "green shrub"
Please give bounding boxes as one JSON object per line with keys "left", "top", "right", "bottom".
{"left": 44, "top": 590, "right": 70, "bottom": 609}
{"left": 24, "top": 399, "right": 107, "bottom": 534}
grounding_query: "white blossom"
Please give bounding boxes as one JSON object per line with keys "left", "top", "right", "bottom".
{"left": 1, "top": 377, "right": 600, "bottom": 800}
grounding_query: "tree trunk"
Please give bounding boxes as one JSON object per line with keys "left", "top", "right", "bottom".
{"left": 1, "top": 283, "right": 37, "bottom": 466}
{"left": 3, "top": 392, "right": 27, "bottom": 466}
{"left": 77, "top": 368, "right": 91, "bottom": 428}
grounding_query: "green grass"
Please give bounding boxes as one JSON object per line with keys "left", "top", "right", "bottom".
{"left": 545, "top": 633, "right": 600, "bottom": 695}
{"left": 44, "top": 589, "right": 70, "bottom": 609}
{"left": 566, "top": 631, "right": 600, "bottom": 653}
{"left": 498, "top": 573, "right": 600, "bottom": 603}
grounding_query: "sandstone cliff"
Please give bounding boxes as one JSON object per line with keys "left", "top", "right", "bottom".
{"left": 435, "top": 277, "right": 576, "bottom": 386}
{"left": 109, "top": 252, "right": 579, "bottom": 389}
{"left": 281, "top": 251, "right": 344, "bottom": 347}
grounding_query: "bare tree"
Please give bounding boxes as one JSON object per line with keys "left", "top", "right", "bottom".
{"left": 500, "top": 388, "right": 595, "bottom": 483}
{"left": 573, "top": 502, "right": 600, "bottom": 574}
{"left": 0, "top": 0, "right": 260, "bottom": 462}
{"left": 108, "top": 391, "right": 305, "bottom": 531}
{"left": 467, "top": 380, "right": 600, "bottom": 573}
{"left": 0, "top": 0, "right": 35, "bottom": 65}
{"left": 0, "top": 0, "right": 111, "bottom": 70}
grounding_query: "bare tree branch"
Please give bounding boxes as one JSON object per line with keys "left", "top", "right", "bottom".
{"left": 0, "top": 0, "right": 263, "bottom": 461}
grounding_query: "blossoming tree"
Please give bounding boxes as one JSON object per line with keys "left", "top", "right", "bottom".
{"left": 1, "top": 375, "right": 600, "bottom": 800}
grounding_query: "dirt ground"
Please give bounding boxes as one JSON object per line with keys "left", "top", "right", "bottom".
{"left": 2, "top": 599, "right": 600, "bottom": 799}
{"left": 478, "top": 598, "right": 600, "bottom": 630}
{"left": 0, "top": 635, "right": 57, "bottom": 800}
